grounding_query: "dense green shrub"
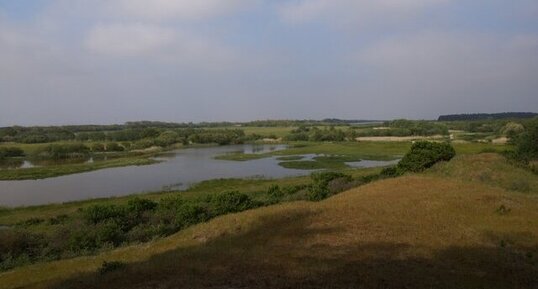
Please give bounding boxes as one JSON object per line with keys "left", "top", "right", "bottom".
{"left": 83, "top": 204, "right": 127, "bottom": 225}
{"left": 0, "top": 147, "right": 25, "bottom": 159}
{"left": 155, "top": 197, "right": 211, "bottom": 233}
{"left": 210, "top": 191, "right": 254, "bottom": 215}
{"left": 266, "top": 185, "right": 284, "bottom": 203}
{"left": 396, "top": 141, "right": 455, "bottom": 173}
{"left": 309, "top": 172, "right": 352, "bottom": 201}
{"left": 513, "top": 118, "right": 538, "bottom": 161}
{"left": 127, "top": 198, "right": 157, "bottom": 216}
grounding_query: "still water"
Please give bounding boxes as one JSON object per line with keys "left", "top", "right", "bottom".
{"left": 0, "top": 144, "right": 396, "bottom": 207}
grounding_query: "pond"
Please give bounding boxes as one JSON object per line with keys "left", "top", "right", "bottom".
{"left": 0, "top": 144, "right": 397, "bottom": 207}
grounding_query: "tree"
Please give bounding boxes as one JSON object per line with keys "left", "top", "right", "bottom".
{"left": 514, "top": 118, "right": 538, "bottom": 160}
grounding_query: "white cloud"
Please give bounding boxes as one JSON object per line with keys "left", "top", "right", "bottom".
{"left": 45, "top": 0, "right": 255, "bottom": 22}
{"left": 85, "top": 23, "right": 175, "bottom": 56}
{"left": 106, "top": 0, "right": 254, "bottom": 22}
{"left": 83, "top": 22, "right": 242, "bottom": 71}
{"left": 278, "top": 0, "right": 450, "bottom": 26}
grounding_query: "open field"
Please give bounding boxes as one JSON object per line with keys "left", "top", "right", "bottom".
{"left": 1, "top": 153, "right": 537, "bottom": 289}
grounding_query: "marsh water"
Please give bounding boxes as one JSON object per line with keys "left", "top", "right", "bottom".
{"left": 0, "top": 144, "right": 396, "bottom": 207}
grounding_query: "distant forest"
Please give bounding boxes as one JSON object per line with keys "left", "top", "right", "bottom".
{"left": 438, "top": 112, "right": 538, "bottom": 121}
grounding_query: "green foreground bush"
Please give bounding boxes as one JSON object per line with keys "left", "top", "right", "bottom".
{"left": 396, "top": 141, "right": 456, "bottom": 173}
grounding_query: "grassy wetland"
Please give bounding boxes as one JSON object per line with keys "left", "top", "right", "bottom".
{"left": 0, "top": 117, "right": 537, "bottom": 289}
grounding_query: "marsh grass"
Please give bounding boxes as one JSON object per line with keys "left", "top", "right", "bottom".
{"left": 0, "top": 157, "right": 157, "bottom": 180}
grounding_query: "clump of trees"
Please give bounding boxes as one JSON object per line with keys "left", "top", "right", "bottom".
{"left": 286, "top": 126, "right": 350, "bottom": 142}
{"left": 508, "top": 118, "right": 538, "bottom": 165}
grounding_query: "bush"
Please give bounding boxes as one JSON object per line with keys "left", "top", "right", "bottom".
{"left": 327, "top": 177, "right": 355, "bottom": 194}
{"left": 0, "top": 147, "right": 25, "bottom": 159}
{"left": 95, "top": 221, "right": 125, "bottom": 246}
{"left": 127, "top": 198, "right": 157, "bottom": 216}
{"left": 210, "top": 191, "right": 254, "bottom": 215}
{"left": 396, "top": 141, "right": 455, "bottom": 173}
{"left": 0, "top": 230, "right": 45, "bottom": 261}
{"left": 311, "top": 172, "right": 351, "bottom": 187}
{"left": 267, "top": 185, "right": 284, "bottom": 203}
{"left": 380, "top": 167, "right": 401, "bottom": 177}
{"left": 309, "top": 172, "right": 352, "bottom": 201}
{"left": 309, "top": 182, "right": 329, "bottom": 201}
{"left": 513, "top": 118, "right": 538, "bottom": 161}
{"left": 156, "top": 197, "right": 211, "bottom": 232}
{"left": 83, "top": 204, "right": 126, "bottom": 225}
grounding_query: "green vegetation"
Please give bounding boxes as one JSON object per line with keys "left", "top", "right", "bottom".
{"left": 1, "top": 150, "right": 537, "bottom": 288}
{"left": 0, "top": 117, "right": 536, "bottom": 288}
{"left": 279, "top": 160, "right": 343, "bottom": 170}
{"left": 285, "top": 126, "right": 350, "bottom": 141}
{"left": 355, "top": 119, "right": 449, "bottom": 137}
{"left": 276, "top": 155, "right": 304, "bottom": 161}
{"left": 0, "top": 157, "right": 157, "bottom": 180}
{"left": 0, "top": 169, "right": 374, "bottom": 271}
{"left": 0, "top": 118, "right": 517, "bottom": 181}
{"left": 395, "top": 141, "right": 456, "bottom": 173}
{"left": 513, "top": 118, "right": 538, "bottom": 160}
{"left": 0, "top": 147, "right": 24, "bottom": 160}
{"left": 0, "top": 142, "right": 463, "bottom": 272}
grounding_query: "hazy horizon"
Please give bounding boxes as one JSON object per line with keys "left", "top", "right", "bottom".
{"left": 2, "top": 0, "right": 538, "bottom": 126}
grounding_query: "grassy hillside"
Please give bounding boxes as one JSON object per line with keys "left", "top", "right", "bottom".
{"left": 1, "top": 154, "right": 537, "bottom": 289}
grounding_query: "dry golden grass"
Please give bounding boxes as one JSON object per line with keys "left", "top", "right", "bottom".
{"left": 1, "top": 154, "right": 537, "bottom": 289}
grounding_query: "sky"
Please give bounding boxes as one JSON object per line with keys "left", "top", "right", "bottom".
{"left": 0, "top": 0, "right": 537, "bottom": 125}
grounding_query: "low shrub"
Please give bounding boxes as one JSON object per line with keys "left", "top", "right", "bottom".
{"left": 83, "top": 204, "right": 127, "bottom": 225}
{"left": 309, "top": 171, "right": 352, "bottom": 201}
{"left": 0, "top": 147, "right": 25, "bottom": 159}
{"left": 210, "top": 191, "right": 254, "bottom": 215}
{"left": 127, "top": 198, "right": 157, "bottom": 216}
{"left": 267, "top": 185, "right": 284, "bottom": 203}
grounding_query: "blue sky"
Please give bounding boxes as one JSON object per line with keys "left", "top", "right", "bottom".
{"left": 1, "top": 0, "right": 537, "bottom": 125}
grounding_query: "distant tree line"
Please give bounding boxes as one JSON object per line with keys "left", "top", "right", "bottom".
{"left": 438, "top": 112, "right": 538, "bottom": 121}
